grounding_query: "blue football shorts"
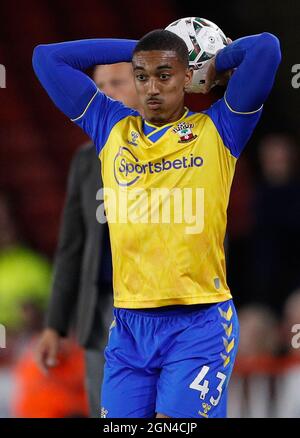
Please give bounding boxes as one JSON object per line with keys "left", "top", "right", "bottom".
{"left": 100, "top": 299, "right": 239, "bottom": 418}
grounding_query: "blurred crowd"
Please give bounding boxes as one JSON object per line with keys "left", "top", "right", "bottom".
{"left": 227, "top": 132, "right": 300, "bottom": 417}
{"left": 227, "top": 133, "right": 300, "bottom": 314}
{"left": 0, "top": 192, "right": 88, "bottom": 418}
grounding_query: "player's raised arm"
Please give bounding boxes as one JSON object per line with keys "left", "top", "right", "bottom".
{"left": 32, "top": 39, "right": 137, "bottom": 119}
{"left": 205, "top": 33, "right": 282, "bottom": 158}
{"left": 215, "top": 32, "right": 281, "bottom": 112}
{"left": 32, "top": 39, "right": 138, "bottom": 153}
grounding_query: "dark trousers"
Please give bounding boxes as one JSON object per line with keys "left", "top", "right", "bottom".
{"left": 84, "top": 292, "right": 113, "bottom": 418}
{"left": 84, "top": 349, "right": 105, "bottom": 418}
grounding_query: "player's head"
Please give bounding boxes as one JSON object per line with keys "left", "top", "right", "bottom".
{"left": 93, "top": 63, "right": 141, "bottom": 111}
{"left": 237, "top": 304, "right": 279, "bottom": 357}
{"left": 132, "top": 29, "right": 193, "bottom": 125}
{"left": 258, "top": 133, "right": 298, "bottom": 185}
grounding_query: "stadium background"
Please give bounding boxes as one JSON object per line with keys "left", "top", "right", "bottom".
{"left": 0, "top": 0, "right": 300, "bottom": 417}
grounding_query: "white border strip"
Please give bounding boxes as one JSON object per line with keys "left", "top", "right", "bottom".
{"left": 71, "top": 89, "right": 100, "bottom": 122}
{"left": 224, "top": 92, "right": 263, "bottom": 115}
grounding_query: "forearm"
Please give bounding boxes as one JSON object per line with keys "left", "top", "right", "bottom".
{"left": 32, "top": 39, "right": 137, "bottom": 119}
{"left": 215, "top": 33, "right": 281, "bottom": 112}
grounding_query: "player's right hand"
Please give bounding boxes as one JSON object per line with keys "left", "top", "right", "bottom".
{"left": 35, "top": 328, "right": 61, "bottom": 374}
{"left": 201, "top": 37, "right": 233, "bottom": 94}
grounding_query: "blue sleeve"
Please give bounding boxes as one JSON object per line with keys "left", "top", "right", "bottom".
{"left": 206, "top": 98, "right": 263, "bottom": 158}
{"left": 206, "top": 33, "right": 281, "bottom": 157}
{"left": 32, "top": 39, "right": 138, "bottom": 153}
{"left": 72, "top": 90, "right": 138, "bottom": 155}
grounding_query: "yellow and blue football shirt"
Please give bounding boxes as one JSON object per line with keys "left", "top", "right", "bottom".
{"left": 73, "top": 91, "right": 262, "bottom": 309}
{"left": 32, "top": 36, "right": 281, "bottom": 309}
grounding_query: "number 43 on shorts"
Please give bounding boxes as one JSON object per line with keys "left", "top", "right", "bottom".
{"left": 189, "top": 366, "right": 226, "bottom": 406}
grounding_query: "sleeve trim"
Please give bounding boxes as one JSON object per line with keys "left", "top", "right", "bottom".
{"left": 70, "top": 89, "right": 100, "bottom": 122}
{"left": 224, "top": 92, "right": 263, "bottom": 115}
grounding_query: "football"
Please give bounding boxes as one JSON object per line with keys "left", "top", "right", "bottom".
{"left": 165, "top": 17, "right": 228, "bottom": 93}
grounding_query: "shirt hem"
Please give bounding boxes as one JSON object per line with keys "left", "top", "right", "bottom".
{"left": 114, "top": 293, "right": 232, "bottom": 309}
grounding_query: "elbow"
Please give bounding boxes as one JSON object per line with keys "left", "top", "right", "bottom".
{"left": 257, "top": 32, "right": 282, "bottom": 67}
{"left": 32, "top": 45, "right": 45, "bottom": 72}
{"left": 32, "top": 44, "right": 50, "bottom": 74}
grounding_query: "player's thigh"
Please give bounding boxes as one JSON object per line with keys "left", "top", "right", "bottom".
{"left": 100, "top": 310, "right": 159, "bottom": 419}
{"left": 101, "top": 362, "right": 158, "bottom": 418}
{"left": 156, "top": 300, "right": 239, "bottom": 418}
{"left": 157, "top": 359, "right": 232, "bottom": 418}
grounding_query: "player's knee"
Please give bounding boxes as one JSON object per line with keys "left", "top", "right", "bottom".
{"left": 156, "top": 412, "right": 171, "bottom": 418}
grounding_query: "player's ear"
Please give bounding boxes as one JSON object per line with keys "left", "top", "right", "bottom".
{"left": 184, "top": 67, "right": 193, "bottom": 90}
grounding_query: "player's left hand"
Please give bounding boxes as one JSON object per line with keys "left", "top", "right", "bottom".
{"left": 201, "top": 38, "right": 233, "bottom": 94}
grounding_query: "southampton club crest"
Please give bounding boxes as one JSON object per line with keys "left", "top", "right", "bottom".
{"left": 172, "top": 122, "right": 197, "bottom": 143}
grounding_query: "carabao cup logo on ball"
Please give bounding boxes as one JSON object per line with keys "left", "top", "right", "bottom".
{"left": 165, "top": 17, "right": 227, "bottom": 68}
{"left": 114, "top": 146, "right": 204, "bottom": 187}
{"left": 165, "top": 17, "right": 227, "bottom": 92}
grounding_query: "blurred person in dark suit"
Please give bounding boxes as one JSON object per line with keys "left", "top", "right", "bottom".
{"left": 35, "top": 63, "right": 141, "bottom": 418}
{"left": 250, "top": 133, "right": 300, "bottom": 314}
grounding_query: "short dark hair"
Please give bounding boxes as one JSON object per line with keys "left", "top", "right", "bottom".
{"left": 133, "top": 29, "right": 189, "bottom": 67}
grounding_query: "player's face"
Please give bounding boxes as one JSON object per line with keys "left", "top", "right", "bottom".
{"left": 93, "top": 63, "right": 140, "bottom": 110}
{"left": 132, "top": 50, "right": 193, "bottom": 126}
